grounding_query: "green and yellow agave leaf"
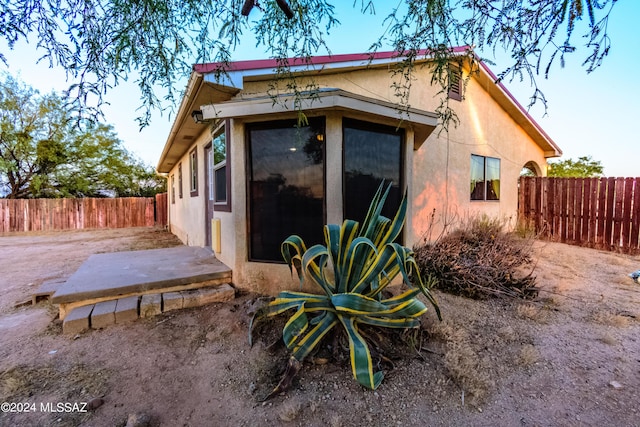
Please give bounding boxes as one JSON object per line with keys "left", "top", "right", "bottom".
{"left": 341, "top": 236, "right": 377, "bottom": 293}
{"left": 336, "top": 219, "right": 360, "bottom": 289}
{"left": 331, "top": 293, "right": 388, "bottom": 315}
{"left": 338, "top": 314, "right": 384, "bottom": 390}
{"left": 414, "top": 270, "right": 443, "bottom": 321}
{"left": 360, "top": 182, "right": 390, "bottom": 241}
{"left": 301, "top": 244, "right": 335, "bottom": 295}
{"left": 357, "top": 315, "right": 422, "bottom": 329}
{"left": 374, "top": 189, "right": 408, "bottom": 248}
{"left": 283, "top": 303, "right": 310, "bottom": 348}
{"left": 331, "top": 292, "right": 427, "bottom": 318}
{"left": 324, "top": 223, "right": 341, "bottom": 278}
{"left": 352, "top": 243, "right": 405, "bottom": 295}
{"left": 380, "top": 287, "right": 423, "bottom": 304}
{"left": 291, "top": 311, "right": 339, "bottom": 361}
{"left": 271, "top": 292, "right": 334, "bottom": 314}
{"left": 281, "top": 235, "right": 307, "bottom": 285}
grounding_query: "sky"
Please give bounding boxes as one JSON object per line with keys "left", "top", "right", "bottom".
{"left": 1, "top": 1, "right": 639, "bottom": 177}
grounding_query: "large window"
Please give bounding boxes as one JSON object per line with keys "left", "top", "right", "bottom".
{"left": 470, "top": 154, "right": 500, "bottom": 201}
{"left": 343, "top": 118, "right": 403, "bottom": 224}
{"left": 248, "top": 117, "right": 325, "bottom": 262}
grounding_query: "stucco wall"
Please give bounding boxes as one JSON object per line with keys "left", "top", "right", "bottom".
{"left": 167, "top": 133, "right": 209, "bottom": 247}
{"left": 166, "top": 62, "right": 550, "bottom": 295}
{"left": 408, "top": 70, "right": 548, "bottom": 244}
{"left": 237, "top": 65, "right": 547, "bottom": 245}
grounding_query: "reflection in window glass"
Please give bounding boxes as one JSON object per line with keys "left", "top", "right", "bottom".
{"left": 215, "top": 167, "right": 226, "bottom": 202}
{"left": 470, "top": 155, "right": 485, "bottom": 200}
{"left": 470, "top": 154, "right": 500, "bottom": 201}
{"left": 212, "top": 129, "right": 227, "bottom": 203}
{"left": 248, "top": 118, "right": 325, "bottom": 262}
{"left": 343, "top": 119, "right": 403, "bottom": 224}
{"left": 486, "top": 157, "right": 500, "bottom": 200}
{"left": 189, "top": 149, "right": 198, "bottom": 195}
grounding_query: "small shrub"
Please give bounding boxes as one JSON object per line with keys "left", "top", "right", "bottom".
{"left": 518, "top": 344, "right": 540, "bottom": 367}
{"left": 414, "top": 215, "right": 537, "bottom": 299}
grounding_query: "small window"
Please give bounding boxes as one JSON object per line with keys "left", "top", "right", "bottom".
{"left": 189, "top": 148, "right": 198, "bottom": 196}
{"left": 213, "top": 128, "right": 227, "bottom": 203}
{"left": 207, "top": 120, "right": 231, "bottom": 212}
{"left": 171, "top": 174, "right": 176, "bottom": 204}
{"left": 448, "top": 64, "right": 462, "bottom": 101}
{"left": 471, "top": 155, "right": 500, "bottom": 201}
{"left": 178, "top": 163, "right": 183, "bottom": 198}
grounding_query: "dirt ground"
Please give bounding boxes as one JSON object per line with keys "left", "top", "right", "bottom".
{"left": 1, "top": 227, "right": 639, "bottom": 427}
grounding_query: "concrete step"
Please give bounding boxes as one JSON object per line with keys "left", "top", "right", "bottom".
{"left": 29, "top": 278, "right": 67, "bottom": 305}
{"left": 62, "top": 283, "right": 235, "bottom": 334}
{"left": 50, "top": 246, "right": 232, "bottom": 320}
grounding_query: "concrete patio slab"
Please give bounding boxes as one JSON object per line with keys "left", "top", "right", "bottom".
{"left": 51, "top": 246, "right": 231, "bottom": 305}
{"left": 32, "top": 278, "right": 66, "bottom": 305}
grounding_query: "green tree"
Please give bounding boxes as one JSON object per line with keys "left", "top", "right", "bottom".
{"left": 0, "top": 74, "right": 165, "bottom": 198}
{"left": 547, "top": 155, "right": 604, "bottom": 177}
{"left": 0, "top": 1, "right": 619, "bottom": 127}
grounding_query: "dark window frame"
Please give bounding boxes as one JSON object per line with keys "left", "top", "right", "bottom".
{"left": 470, "top": 154, "right": 501, "bottom": 201}
{"left": 189, "top": 147, "right": 198, "bottom": 197}
{"left": 342, "top": 117, "right": 405, "bottom": 227}
{"left": 246, "top": 117, "right": 326, "bottom": 263}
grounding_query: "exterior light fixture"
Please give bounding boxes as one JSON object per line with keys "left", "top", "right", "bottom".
{"left": 191, "top": 110, "right": 205, "bottom": 124}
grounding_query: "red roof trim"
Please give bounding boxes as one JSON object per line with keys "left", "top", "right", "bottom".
{"left": 193, "top": 46, "right": 470, "bottom": 74}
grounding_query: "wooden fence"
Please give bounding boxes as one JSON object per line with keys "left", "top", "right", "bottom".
{"left": 0, "top": 196, "right": 167, "bottom": 233}
{"left": 519, "top": 177, "right": 640, "bottom": 254}
{"left": 154, "top": 193, "right": 168, "bottom": 228}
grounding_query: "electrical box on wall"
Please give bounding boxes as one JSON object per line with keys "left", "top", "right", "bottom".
{"left": 212, "top": 218, "right": 221, "bottom": 253}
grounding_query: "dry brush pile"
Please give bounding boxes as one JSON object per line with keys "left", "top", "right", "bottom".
{"left": 413, "top": 216, "right": 538, "bottom": 299}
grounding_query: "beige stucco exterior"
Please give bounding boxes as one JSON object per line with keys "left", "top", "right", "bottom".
{"left": 158, "top": 52, "right": 560, "bottom": 295}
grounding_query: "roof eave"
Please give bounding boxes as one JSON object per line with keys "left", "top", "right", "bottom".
{"left": 156, "top": 74, "right": 240, "bottom": 174}
{"left": 200, "top": 89, "right": 438, "bottom": 149}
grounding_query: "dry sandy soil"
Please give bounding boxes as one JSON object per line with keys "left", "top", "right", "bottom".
{"left": 1, "top": 227, "right": 639, "bottom": 427}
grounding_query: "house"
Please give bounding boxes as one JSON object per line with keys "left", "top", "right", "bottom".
{"left": 156, "top": 48, "right": 561, "bottom": 294}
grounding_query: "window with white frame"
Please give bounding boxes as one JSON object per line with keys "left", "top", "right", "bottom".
{"left": 213, "top": 127, "right": 227, "bottom": 204}
{"left": 189, "top": 148, "right": 198, "bottom": 196}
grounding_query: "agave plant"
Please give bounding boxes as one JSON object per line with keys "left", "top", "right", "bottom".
{"left": 251, "top": 182, "right": 441, "bottom": 393}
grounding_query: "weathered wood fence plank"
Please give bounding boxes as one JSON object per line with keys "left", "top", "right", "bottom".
{"left": 0, "top": 195, "right": 167, "bottom": 233}
{"left": 519, "top": 177, "right": 640, "bottom": 254}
